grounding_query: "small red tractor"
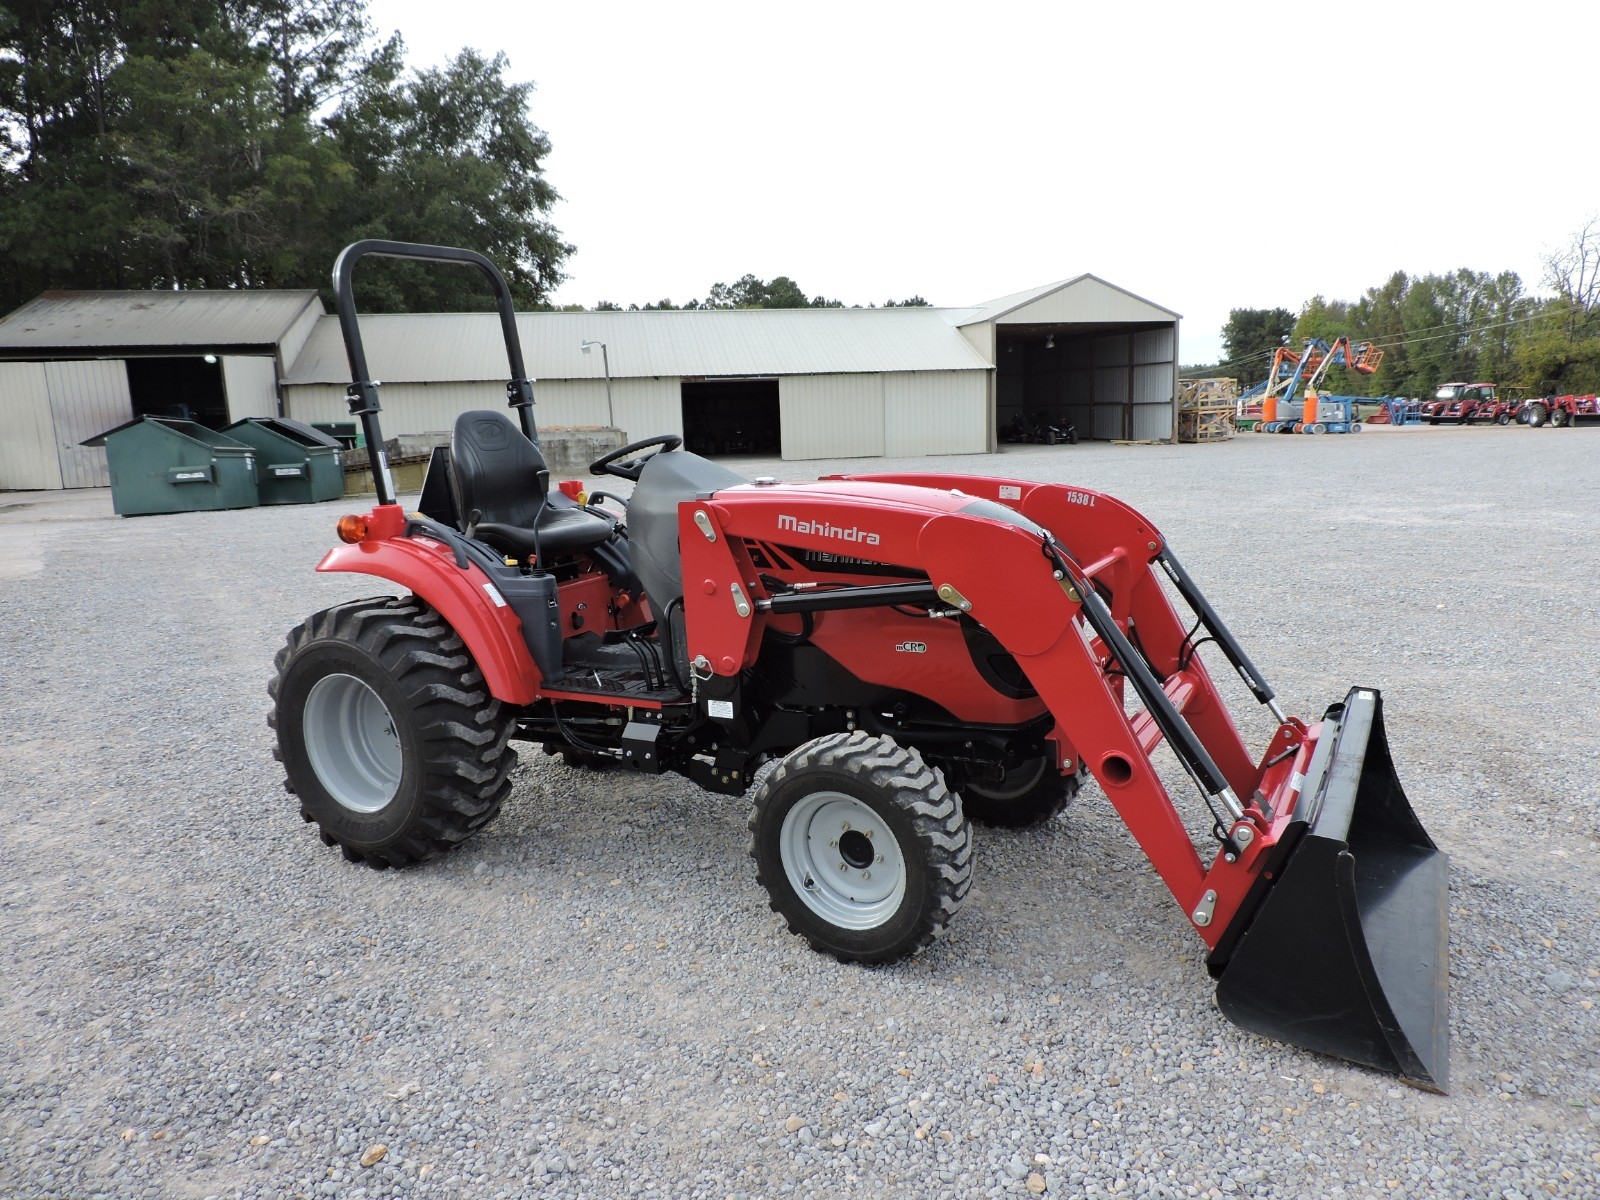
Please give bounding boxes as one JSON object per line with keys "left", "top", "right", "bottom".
{"left": 1523, "top": 393, "right": 1600, "bottom": 427}
{"left": 1465, "top": 386, "right": 1528, "bottom": 426}
{"left": 271, "top": 242, "right": 1450, "bottom": 1089}
{"left": 1421, "top": 381, "right": 1504, "bottom": 424}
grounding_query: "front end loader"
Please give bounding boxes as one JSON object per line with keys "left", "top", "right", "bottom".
{"left": 270, "top": 241, "right": 1450, "bottom": 1090}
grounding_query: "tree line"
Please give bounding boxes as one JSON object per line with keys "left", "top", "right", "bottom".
{"left": 1192, "top": 220, "right": 1600, "bottom": 398}
{"left": 0, "top": 4, "right": 926, "bottom": 320}
{"left": 0, "top": 0, "right": 570, "bottom": 314}
{"left": 583, "top": 274, "right": 931, "bottom": 312}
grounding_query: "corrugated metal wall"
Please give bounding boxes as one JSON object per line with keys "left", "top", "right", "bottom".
{"left": 222, "top": 356, "right": 279, "bottom": 420}
{"left": 780, "top": 375, "right": 885, "bottom": 459}
{"left": 282, "top": 377, "right": 683, "bottom": 443}
{"left": 286, "top": 372, "right": 985, "bottom": 461}
{"left": 1003, "top": 327, "right": 1174, "bottom": 442}
{"left": 884, "top": 372, "right": 986, "bottom": 456}
{"left": 1131, "top": 328, "right": 1176, "bottom": 441}
{"left": 0, "top": 362, "right": 65, "bottom": 490}
{"left": 778, "top": 372, "right": 986, "bottom": 460}
{"left": 44, "top": 361, "right": 132, "bottom": 487}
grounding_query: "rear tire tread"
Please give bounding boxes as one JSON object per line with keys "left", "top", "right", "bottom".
{"left": 268, "top": 596, "right": 518, "bottom": 869}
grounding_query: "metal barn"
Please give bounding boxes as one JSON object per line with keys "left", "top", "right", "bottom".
{"left": 0, "top": 276, "right": 1181, "bottom": 490}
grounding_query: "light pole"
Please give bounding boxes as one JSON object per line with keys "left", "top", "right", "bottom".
{"left": 580, "top": 340, "right": 615, "bottom": 429}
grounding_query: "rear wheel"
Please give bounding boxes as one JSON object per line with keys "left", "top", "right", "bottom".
{"left": 270, "top": 596, "right": 517, "bottom": 868}
{"left": 1525, "top": 402, "right": 1549, "bottom": 428}
{"left": 958, "top": 756, "right": 1079, "bottom": 828}
{"left": 748, "top": 732, "right": 972, "bottom": 963}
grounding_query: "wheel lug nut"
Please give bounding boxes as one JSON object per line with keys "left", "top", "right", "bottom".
{"left": 828, "top": 838, "right": 837, "bottom": 848}
{"left": 861, "top": 871, "right": 871, "bottom": 880}
{"left": 841, "top": 822, "right": 850, "bottom": 831}
{"left": 875, "top": 854, "right": 884, "bottom": 864}
{"left": 838, "top": 862, "right": 848, "bottom": 872}
{"left": 864, "top": 829, "right": 873, "bottom": 839}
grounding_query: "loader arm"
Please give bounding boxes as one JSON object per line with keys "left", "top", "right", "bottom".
{"left": 683, "top": 478, "right": 1286, "bottom": 944}
{"left": 801, "top": 472, "right": 1450, "bottom": 1089}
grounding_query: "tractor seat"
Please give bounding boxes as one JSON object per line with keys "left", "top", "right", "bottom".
{"left": 449, "top": 410, "right": 614, "bottom": 561}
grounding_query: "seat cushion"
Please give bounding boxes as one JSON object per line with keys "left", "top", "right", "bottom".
{"left": 449, "top": 410, "right": 614, "bottom": 560}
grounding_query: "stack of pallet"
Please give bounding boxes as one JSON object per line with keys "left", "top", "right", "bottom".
{"left": 1177, "top": 378, "right": 1238, "bottom": 442}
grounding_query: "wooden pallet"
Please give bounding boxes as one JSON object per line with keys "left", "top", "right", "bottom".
{"left": 1177, "top": 407, "right": 1235, "bottom": 442}
{"left": 1177, "top": 378, "right": 1239, "bottom": 442}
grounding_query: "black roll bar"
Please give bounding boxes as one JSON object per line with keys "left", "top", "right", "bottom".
{"left": 331, "top": 239, "right": 538, "bottom": 506}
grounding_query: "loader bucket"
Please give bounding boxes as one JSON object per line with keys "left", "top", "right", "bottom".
{"left": 1211, "top": 688, "right": 1449, "bottom": 1091}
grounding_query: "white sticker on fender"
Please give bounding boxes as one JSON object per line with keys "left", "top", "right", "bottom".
{"left": 999, "top": 484, "right": 1022, "bottom": 500}
{"left": 482, "top": 583, "right": 507, "bottom": 608}
{"left": 707, "top": 699, "right": 734, "bottom": 719}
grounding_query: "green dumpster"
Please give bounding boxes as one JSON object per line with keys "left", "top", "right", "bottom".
{"left": 224, "top": 418, "right": 346, "bottom": 505}
{"left": 83, "top": 417, "right": 259, "bottom": 516}
{"left": 311, "top": 421, "right": 362, "bottom": 449}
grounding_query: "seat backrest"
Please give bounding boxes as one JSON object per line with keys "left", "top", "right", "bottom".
{"left": 449, "top": 410, "right": 547, "bottom": 529}
{"left": 626, "top": 449, "right": 747, "bottom": 616}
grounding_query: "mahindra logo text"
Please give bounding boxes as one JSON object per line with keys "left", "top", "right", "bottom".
{"left": 777, "top": 513, "right": 881, "bottom": 546}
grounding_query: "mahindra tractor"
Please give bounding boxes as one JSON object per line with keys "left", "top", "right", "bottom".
{"left": 270, "top": 242, "right": 1451, "bottom": 1089}
{"left": 1422, "top": 382, "right": 1495, "bottom": 424}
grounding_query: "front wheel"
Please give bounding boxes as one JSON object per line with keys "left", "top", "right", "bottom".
{"left": 269, "top": 596, "right": 518, "bottom": 868}
{"left": 1496, "top": 412, "right": 1511, "bottom": 426}
{"left": 1550, "top": 407, "right": 1571, "bottom": 428}
{"left": 748, "top": 732, "right": 973, "bottom": 964}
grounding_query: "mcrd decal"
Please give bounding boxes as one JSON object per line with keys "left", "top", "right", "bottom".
{"left": 894, "top": 641, "right": 928, "bottom": 654}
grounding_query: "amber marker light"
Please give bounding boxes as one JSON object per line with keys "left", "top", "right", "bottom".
{"left": 336, "top": 513, "right": 370, "bottom": 543}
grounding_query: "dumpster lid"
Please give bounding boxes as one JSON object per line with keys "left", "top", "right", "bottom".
{"left": 226, "top": 417, "right": 344, "bottom": 449}
{"left": 82, "top": 415, "right": 252, "bottom": 452}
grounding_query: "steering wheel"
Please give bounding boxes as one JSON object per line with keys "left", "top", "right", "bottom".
{"left": 590, "top": 434, "right": 683, "bottom": 481}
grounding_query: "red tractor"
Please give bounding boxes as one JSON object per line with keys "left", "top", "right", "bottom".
{"left": 1467, "top": 385, "right": 1528, "bottom": 426}
{"left": 271, "top": 242, "right": 1450, "bottom": 1089}
{"left": 1421, "top": 381, "right": 1496, "bottom": 424}
{"left": 1524, "top": 393, "right": 1600, "bottom": 427}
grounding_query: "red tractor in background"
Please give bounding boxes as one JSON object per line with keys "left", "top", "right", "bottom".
{"left": 1421, "top": 382, "right": 1495, "bottom": 424}
{"left": 269, "top": 241, "right": 1451, "bottom": 1090}
{"left": 1465, "top": 385, "right": 1529, "bottom": 425}
{"left": 1536, "top": 395, "right": 1600, "bottom": 428}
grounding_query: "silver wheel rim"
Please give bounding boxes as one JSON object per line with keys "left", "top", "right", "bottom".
{"left": 778, "top": 790, "right": 906, "bottom": 930}
{"left": 303, "top": 673, "right": 402, "bottom": 813}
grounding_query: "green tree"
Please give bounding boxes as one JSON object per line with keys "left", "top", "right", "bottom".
{"left": 0, "top": 2, "right": 572, "bottom": 313}
{"left": 702, "top": 273, "right": 844, "bottom": 309}
{"left": 1220, "top": 307, "right": 1295, "bottom": 384}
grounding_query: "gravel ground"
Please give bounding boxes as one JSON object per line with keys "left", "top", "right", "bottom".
{"left": 2, "top": 423, "right": 1597, "bottom": 1200}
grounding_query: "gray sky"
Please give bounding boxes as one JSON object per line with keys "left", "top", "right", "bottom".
{"left": 370, "top": 0, "right": 1597, "bottom": 368}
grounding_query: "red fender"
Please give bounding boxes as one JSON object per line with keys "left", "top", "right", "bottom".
{"left": 316, "top": 513, "right": 540, "bottom": 705}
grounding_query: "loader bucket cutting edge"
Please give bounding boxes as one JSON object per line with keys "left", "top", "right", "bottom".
{"left": 1210, "top": 688, "right": 1449, "bottom": 1091}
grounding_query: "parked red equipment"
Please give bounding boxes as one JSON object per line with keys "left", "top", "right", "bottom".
{"left": 1541, "top": 394, "right": 1600, "bottom": 427}
{"left": 1421, "top": 382, "right": 1498, "bottom": 424}
{"left": 270, "top": 241, "right": 1451, "bottom": 1090}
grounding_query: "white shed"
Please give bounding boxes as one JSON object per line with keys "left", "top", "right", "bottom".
{"left": 277, "top": 306, "right": 995, "bottom": 461}
{"left": 0, "top": 273, "right": 1183, "bottom": 489}
{"left": 950, "top": 276, "right": 1182, "bottom": 444}
{"left": 0, "top": 290, "right": 322, "bottom": 490}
